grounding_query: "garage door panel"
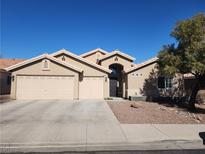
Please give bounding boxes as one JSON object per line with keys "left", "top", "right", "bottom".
{"left": 79, "top": 77, "right": 104, "bottom": 99}
{"left": 16, "top": 76, "right": 74, "bottom": 99}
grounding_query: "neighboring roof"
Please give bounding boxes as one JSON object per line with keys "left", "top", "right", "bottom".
{"left": 0, "top": 68, "right": 10, "bottom": 73}
{"left": 99, "top": 50, "right": 135, "bottom": 62}
{"left": 51, "top": 49, "right": 112, "bottom": 73}
{"left": 5, "top": 54, "right": 83, "bottom": 73}
{"left": 80, "top": 48, "right": 108, "bottom": 58}
{"left": 0, "top": 58, "right": 26, "bottom": 69}
{"left": 125, "top": 57, "right": 158, "bottom": 74}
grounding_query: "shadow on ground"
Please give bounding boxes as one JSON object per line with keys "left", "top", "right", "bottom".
{"left": 199, "top": 132, "right": 205, "bottom": 145}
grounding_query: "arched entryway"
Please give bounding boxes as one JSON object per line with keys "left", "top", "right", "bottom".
{"left": 109, "top": 64, "right": 123, "bottom": 97}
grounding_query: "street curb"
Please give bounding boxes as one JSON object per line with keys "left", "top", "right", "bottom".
{"left": 0, "top": 140, "right": 204, "bottom": 153}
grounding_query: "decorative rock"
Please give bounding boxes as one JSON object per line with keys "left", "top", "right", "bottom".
{"left": 130, "top": 103, "right": 139, "bottom": 108}
{"left": 196, "top": 115, "right": 202, "bottom": 121}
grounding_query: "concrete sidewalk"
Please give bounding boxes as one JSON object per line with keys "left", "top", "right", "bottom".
{"left": 121, "top": 124, "right": 205, "bottom": 143}
{"left": 1, "top": 124, "right": 204, "bottom": 153}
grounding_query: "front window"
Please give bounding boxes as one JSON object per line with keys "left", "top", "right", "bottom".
{"left": 165, "top": 77, "right": 172, "bottom": 88}
{"left": 158, "top": 77, "right": 172, "bottom": 89}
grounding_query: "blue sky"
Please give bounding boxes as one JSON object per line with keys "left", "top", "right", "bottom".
{"left": 1, "top": 0, "right": 204, "bottom": 63}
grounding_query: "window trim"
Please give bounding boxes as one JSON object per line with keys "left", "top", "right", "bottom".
{"left": 158, "top": 76, "right": 173, "bottom": 89}
{"left": 164, "top": 77, "right": 172, "bottom": 89}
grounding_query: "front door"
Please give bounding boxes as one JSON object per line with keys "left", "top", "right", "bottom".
{"left": 109, "top": 64, "right": 123, "bottom": 97}
{"left": 110, "top": 79, "right": 117, "bottom": 97}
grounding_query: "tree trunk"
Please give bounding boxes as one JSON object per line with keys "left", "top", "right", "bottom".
{"left": 188, "top": 75, "right": 205, "bottom": 110}
{"left": 188, "top": 83, "right": 199, "bottom": 110}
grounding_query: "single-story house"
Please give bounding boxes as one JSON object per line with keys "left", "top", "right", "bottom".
{"left": 3, "top": 48, "right": 194, "bottom": 100}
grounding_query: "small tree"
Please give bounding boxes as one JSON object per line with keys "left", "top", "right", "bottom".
{"left": 158, "top": 13, "right": 205, "bottom": 110}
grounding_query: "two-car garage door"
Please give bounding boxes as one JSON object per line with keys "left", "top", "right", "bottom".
{"left": 16, "top": 76, "right": 74, "bottom": 99}
{"left": 16, "top": 76, "right": 104, "bottom": 100}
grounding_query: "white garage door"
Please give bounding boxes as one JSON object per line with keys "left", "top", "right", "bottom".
{"left": 79, "top": 77, "right": 104, "bottom": 99}
{"left": 16, "top": 76, "right": 74, "bottom": 99}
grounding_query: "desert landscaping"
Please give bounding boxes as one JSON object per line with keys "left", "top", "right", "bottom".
{"left": 108, "top": 101, "right": 205, "bottom": 124}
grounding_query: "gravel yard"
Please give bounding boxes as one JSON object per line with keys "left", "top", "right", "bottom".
{"left": 108, "top": 101, "right": 205, "bottom": 124}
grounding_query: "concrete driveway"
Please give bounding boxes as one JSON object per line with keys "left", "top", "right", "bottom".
{"left": 0, "top": 100, "right": 204, "bottom": 153}
{"left": 0, "top": 100, "right": 126, "bottom": 150}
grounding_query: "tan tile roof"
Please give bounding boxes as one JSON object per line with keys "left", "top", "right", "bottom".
{"left": 125, "top": 57, "right": 158, "bottom": 73}
{"left": 80, "top": 48, "right": 108, "bottom": 57}
{"left": 5, "top": 54, "right": 83, "bottom": 73}
{"left": 99, "top": 50, "right": 135, "bottom": 62}
{"left": 0, "top": 58, "right": 26, "bottom": 69}
{"left": 51, "top": 49, "right": 112, "bottom": 73}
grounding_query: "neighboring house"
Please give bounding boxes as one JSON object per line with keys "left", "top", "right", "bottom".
{"left": 0, "top": 59, "right": 26, "bottom": 95}
{"left": 0, "top": 69, "right": 11, "bottom": 95}
{"left": 3, "top": 48, "right": 193, "bottom": 100}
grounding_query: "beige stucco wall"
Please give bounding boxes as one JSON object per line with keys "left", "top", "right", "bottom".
{"left": 55, "top": 54, "right": 109, "bottom": 98}
{"left": 83, "top": 51, "right": 105, "bottom": 64}
{"left": 100, "top": 55, "right": 134, "bottom": 70}
{"left": 126, "top": 63, "right": 157, "bottom": 98}
{"left": 127, "top": 65, "right": 190, "bottom": 99}
{"left": 10, "top": 59, "right": 80, "bottom": 99}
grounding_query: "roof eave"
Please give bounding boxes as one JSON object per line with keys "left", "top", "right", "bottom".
{"left": 5, "top": 54, "right": 83, "bottom": 73}
{"left": 47, "top": 55, "right": 83, "bottom": 73}
{"left": 5, "top": 54, "right": 48, "bottom": 72}
{"left": 99, "top": 51, "right": 135, "bottom": 62}
{"left": 80, "top": 48, "right": 108, "bottom": 57}
{"left": 125, "top": 57, "right": 158, "bottom": 74}
{"left": 51, "top": 49, "right": 112, "bottom": 74}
